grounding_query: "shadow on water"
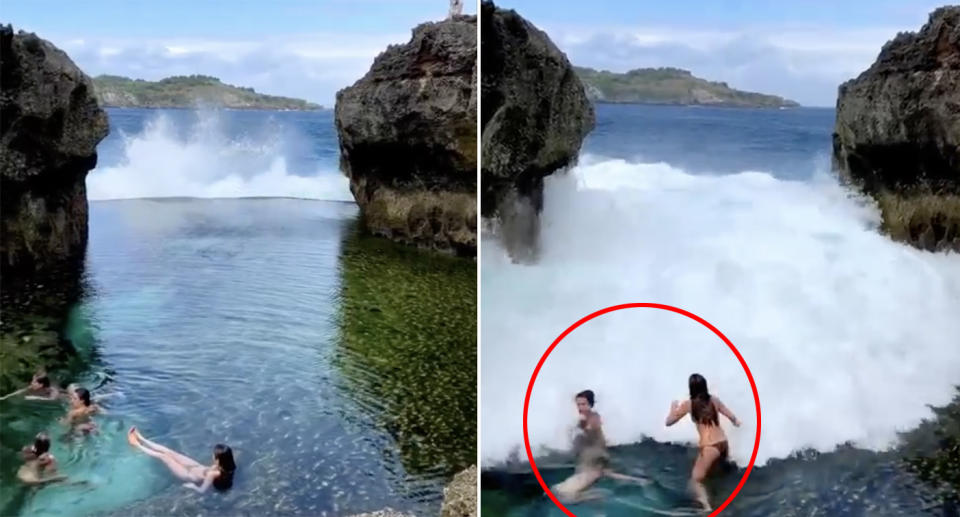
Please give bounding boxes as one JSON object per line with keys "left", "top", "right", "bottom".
{"left": 334, "top": 221, "right": 477, "bottom": 482}
{"left": 0, "top": 264, "right": 103, "bottom": 517}
{"left": 481, "top": 393, "right": 960, "bottom": 516}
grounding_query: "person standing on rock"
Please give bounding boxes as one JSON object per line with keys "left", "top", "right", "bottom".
{"left": 449, "top": 0, "right": 462, "bottom": 18}
{"left": 665, "top": 373, "right": 741, "bottom": 511}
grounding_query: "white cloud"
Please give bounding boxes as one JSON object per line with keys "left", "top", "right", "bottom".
{"left": 49, "top": 32, "right": 410, "bottom": 106}
{"left": 544, "top": 24, "right": 907, "bottom": 106}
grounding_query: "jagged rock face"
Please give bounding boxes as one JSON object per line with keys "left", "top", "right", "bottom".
{"left": 1, "top": 25, "right": 109, "bottom": 277}
{"left": 335, "top": 16, "right": 477, "bottom": 257}
{"left": 441, "top": 465, "right": 477, "bottom": 517}
{"left": 833, "top": 6, "right": 960, "bottom": 251}
{"left": 480, "top": 1, "right": 594, "bottom": 261}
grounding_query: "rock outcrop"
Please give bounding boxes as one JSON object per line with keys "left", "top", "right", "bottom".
{"left": 441, "top": 465, "right": 477, "bottom": 517}
{"left": 335, "top": 16, "right": 477, "bottom": 257}
{"left": 0, "top": 26, "right": 107, "bottom": 391}
{"left": 481, "top": 1, "right": 594, "bottom": 261}
{"left": 1, "top": 25, "right": 109, "bottom": 277}
{"left": 833, "top": 7, "right": 960, "bottom": 251}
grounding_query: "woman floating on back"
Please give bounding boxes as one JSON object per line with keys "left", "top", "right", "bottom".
{"left": 665, "top": 373, "right": 741, "bottom": 511}
{"left": 128, "top": 427, "right": 236, "bottom": 493}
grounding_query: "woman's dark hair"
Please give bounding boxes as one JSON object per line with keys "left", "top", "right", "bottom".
{"left": 76, "top": 387, "right": 92, "bottom": 406}
{"left": 689, "top": 373, "right": 718, "bottom": 426}
{"left": 33, "top": 433, "right": 51, "bottom": 455}
{"left": 575, "top": 390, "right": 595, "bottom": 408}
{"left": 212, "top": 444, "right": 236, "bottom": 491}
{"left": 34, "top": 374, "right": 51, "bottom": 388}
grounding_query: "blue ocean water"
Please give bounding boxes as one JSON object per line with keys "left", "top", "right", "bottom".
{"left": 0, "top": 108, "right": 475, "bottom": 517}
{"left": 481, "top": 105, "right": 960, "bottom": 515}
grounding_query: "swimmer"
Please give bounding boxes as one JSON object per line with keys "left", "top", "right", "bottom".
{"left": 665, "top": 373, "right": 741, "bottom": 511}
{"left": 62, "top": 387, "right": 102, "bottom": 433}
{"left": 552, "top": 390, "right": 648, "bottom": 503}
{"left": 128, "top": 427, "right": 236, "bottom": 493}
{"left": 17, "top": 433, "right": 67, "bottom": 485}
{"left": 0, "top": 371, "right": 62, "bottom": 401}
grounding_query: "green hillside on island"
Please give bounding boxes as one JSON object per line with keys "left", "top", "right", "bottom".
{"left": 575, "top": 66, "right": 800, "bottom": 108}
{"left": 92, "top": 75, "right": 323, "bottom": 110}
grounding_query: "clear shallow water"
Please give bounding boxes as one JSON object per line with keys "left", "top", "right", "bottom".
{"left": 481, "top": 104, "right": 960, "bottom": 514}
{"left": 0, "top": 109, "right": 476, "bottom": 516}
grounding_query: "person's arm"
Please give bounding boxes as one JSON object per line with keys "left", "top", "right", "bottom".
{"left": 41, "top": 454, "right": 59, "bottom": 475}
{"left": 712, "top": 397, "right": 741, "bottom": 427}
{"left": 665, "top": 400, "right": 690, "bottom": 426}
{"left": 24, "top": 392, "right": 61, "bottom": 401}
{"left": 0, "top": 387, "right": 30, "bottom": 401}
{"left": 586, "top": 413, "right": 602, "bottom": 432}
{"left": 183, "top": 470, "right": 216, "bottom": 493}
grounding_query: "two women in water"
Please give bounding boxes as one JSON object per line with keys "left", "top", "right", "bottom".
{"left": 558, "top": 374, "right": 741, "bottom": 511}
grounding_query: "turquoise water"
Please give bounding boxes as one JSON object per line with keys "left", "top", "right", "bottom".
{"left": 0, "top": 108, "right": 475, "bottom": 516}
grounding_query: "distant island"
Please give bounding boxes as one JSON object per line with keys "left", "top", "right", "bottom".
{"left": 92, "top": 75, "right": 323, "bottom": 110}
{"left": 575, "top": 66, "right": 800, "bottom": 108}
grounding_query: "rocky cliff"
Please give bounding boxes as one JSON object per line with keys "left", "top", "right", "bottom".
{"left": 833, "top": 6, "right": 960, "bottom": 251}
{"left": 481, "top": 1, "right": 594, "bottom": 262}
{"left": 335, "top": 16, "right": 477, "bottom": 256}
{"left": 0, "top": 25, "right": 108, "bottom": 390}
{"left": 1, "top": 25, "right": 108, "bottom": 277}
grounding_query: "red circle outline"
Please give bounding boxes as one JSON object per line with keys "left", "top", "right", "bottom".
{"left": 522, "top": 303, "right": 762, "bottom": 516}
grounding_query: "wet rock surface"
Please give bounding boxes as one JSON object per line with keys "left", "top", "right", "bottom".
{"left": 335, "top": 16, "right": 477, "bottom": 256}
{"left": 833, "top": 7, "right": 960, "bottom": 251}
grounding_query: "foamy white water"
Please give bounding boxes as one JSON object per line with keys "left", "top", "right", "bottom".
{"left": 481, "top": 156, "right": 960, "bottom": 467}
{"left": 87, "top": 111, "right": 354, "bottom": 201}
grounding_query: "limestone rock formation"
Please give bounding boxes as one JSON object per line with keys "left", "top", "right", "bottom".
{"left": 1, "top": 25, "right": 109, "bottom": 277}
{"left": 441, "top": 465, "right": 477, "bottom": 517}
{"left": 481, "top": 1, "right": 594, "bottom": 261}
{"left": 833, "top": 6, "right": 960, "bottom": 251}
{"left": 0, "top": 25, "right": 108, "bottom": 391}
{"left": 335, "top": 15, "right": 477, "bottom": 257}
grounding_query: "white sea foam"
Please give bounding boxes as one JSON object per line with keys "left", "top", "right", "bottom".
{"left": 87, "top": 111, "right": 353, "bottom": 201}
{"left": 481, "top": 156, "right": 960, "bottom": 467}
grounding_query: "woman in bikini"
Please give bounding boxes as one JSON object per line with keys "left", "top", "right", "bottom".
{"left": 18, "top": 433, "right": 67, "bottom": 485}
{"left": 665, "top": 373, "right": 741, "bottom": 511}
{"left": 0, "top": 371, "right": 63, "bottom": 401}
{"left": 128, "top": 427, "right": 236, "bottom": 493}
{"left": 553, "top": 390, "right": 648, "bottom": 503}
{"left": 62, "top": 387, "right": 102, "bottom": 434}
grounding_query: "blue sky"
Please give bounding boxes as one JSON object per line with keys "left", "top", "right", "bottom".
{"left": 2, "top": 0, "right": 477, "bottom": 105}
{"left": 496, "top": 0, "right": 946, "bottom": 106}
{"left": 2, "top": 1, "right": 945, "bottom": 106}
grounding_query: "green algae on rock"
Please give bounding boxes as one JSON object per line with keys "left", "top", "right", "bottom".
{"left": 335, "top": 225, "right": 476, "bottom": 478}
{"left": 833, "top": 6, "right": 960, "bottom": 251}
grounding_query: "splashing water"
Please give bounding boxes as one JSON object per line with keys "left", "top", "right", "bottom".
{"left": 481, "top": 156, "right": 960, "bottom": 468}
{"left": 87, "top": 109, "right": 353, "bottom": 201}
